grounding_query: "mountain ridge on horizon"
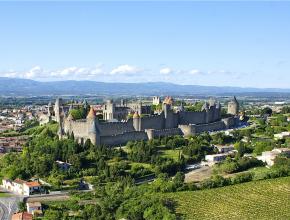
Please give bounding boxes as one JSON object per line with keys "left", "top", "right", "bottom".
{"left": 0, "top": 77, "right": 289, "bottom": 96}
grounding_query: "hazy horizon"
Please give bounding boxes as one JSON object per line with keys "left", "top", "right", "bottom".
{"left": 1, "top": 76, "right": 290, "bottom": 91}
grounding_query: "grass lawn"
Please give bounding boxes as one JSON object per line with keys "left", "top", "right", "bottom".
{"left": 159, "top": 149, "right": 181, "bottom": 161}
{"left": 166, "top": 176, "right": 290, "bottom": 220}
{"left": 130, "top": 162, "right": 152, "bottom": 169}
{"left": 0, "top": 192, "right": 11, "bottom": 197}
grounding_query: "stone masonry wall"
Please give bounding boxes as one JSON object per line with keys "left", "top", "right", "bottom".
{"left": 178, "top": 111, "right": 206, "bottom": 125}
{"left": 140, "top": 114, "right": 165, "bottom": 130}
{"left": 98, "top": 121, "right": 134, "bottom": 136}
{"left": 194, "top": 121, "right": 225, "bottom": 133}
{"left": 100, "top": 131, "right": 148, "bottom": 146}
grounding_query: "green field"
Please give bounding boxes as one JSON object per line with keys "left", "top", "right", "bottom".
{"left": 0, "top": 192, "right": 10, "bottom": 197}
{"left": 166, "top": 177, "right": 290, "bottom": 220}
{"left": 159, "top": 149, "right": 181, "bottom": 161}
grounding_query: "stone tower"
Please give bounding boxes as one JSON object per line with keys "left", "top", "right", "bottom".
{"left": 54, "top": 98, "right": 62, "bottom": 123}
{"left": 120, "top": 99, "right": 127, "bottom": 107}
{"left": 162, "top": 103, "right": 174, "bottom": 128}
{"left": 202, "top": 102, "right": 210, "bottom": 123}
{"left": 133, "top": 112, "right": 141, "bottom": 131}
{"left": 47, "top": 101, "right": 53, "bottom": 117}
{"left": 87, "top": 107, "right": 100, "bottom": 146}
{"left": 103, "top": 100, "right": 115, "bottom": 121}
{"left": 152, "top": 96, "right": 161, "bottom": 105}
{"left": 216, "top": 102, "right": 221, "bottom": 119}
{"left": 227, "top": 96, "right": 239, "bottom": 115}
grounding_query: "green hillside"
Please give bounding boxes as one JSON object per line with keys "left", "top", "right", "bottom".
{"left": 166, "top": 177, "right": 290, "bottom": 220}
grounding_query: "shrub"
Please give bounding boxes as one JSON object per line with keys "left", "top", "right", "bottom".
{"left": 231, "top": 172, "right": 253, "bottom": 184}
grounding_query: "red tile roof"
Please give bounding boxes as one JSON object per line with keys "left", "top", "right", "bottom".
{"left": 12, "top": 212, "right": 33, "bottom": 220}
{"left": 24, "top": 181, "right": 40, "bottom": 187}
{"left": 14, "top": 178, "right": 26, "bottom": 184}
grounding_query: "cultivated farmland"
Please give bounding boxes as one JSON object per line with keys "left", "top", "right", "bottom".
{"left": 166, "top": 176, "right": 290, "bottom": 220}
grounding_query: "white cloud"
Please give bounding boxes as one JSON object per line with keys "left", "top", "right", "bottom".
{"left": 189, "top": 69, "right": 202, "bottom": 75}
{"left": 0, "top": 65, "right": 105, "bottom": 80}
{"left": 2, "top": 71, "right": 19, "bottom": 78}
{"left": 24, "top": 66, "right": 43, "bottom": 78}
{"left": 110, "top": 65, "right": 142, "bottom": 75}
{"left": 51, "top": 65, "right": 104, "bottom": 78}
{"left": 0, "top": 65, "right": 245, "bottom": 85}
{"left": 2, "top": 66, "right": 44, "bottom": 79}
{"left": 160, "top": 67, "right": 173, "bottom": 75}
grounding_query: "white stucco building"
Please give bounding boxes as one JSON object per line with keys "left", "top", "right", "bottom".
{"left": 2, "top": 178, "right": 41, "bottom": 196}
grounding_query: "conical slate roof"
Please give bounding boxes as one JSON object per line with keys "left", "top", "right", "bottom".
{"left": 67, "top": 113, "right": 74, "bottom": 120}
{"left": 87, "top": 107, "right": 96, "bottom": 119}
{"left": 83, "top": 99, "right": 88, "bottom": 108}
{"left": 233, "top": 96, "right": 238, "bottom": 103}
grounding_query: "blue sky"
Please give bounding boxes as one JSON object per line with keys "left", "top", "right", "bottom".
{"left": 0, "top": 1, "right": 289, "bottom": 88}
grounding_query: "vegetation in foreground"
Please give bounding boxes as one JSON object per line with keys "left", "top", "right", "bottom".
{"left": 166, "top": 176, "right": 290, "bottom": 220}
{"left": 0, "top": 106, "right": 289, "bottom": 219}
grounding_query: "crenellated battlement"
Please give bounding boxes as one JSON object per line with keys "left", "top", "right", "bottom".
{"left": 53, "top": 97, "right": 239, "bottom": 146}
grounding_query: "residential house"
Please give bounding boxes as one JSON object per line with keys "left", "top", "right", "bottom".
{"left": 2, "top": 178, "right": 42, "bottom": 196}
{"left": 257, "top": 148, "right": 290, "bottom": 166}
{"left": 214, "top": 145, "right": 235, "bottom": 153}
{"left": 205, "top": 153, "right": 228, "bottom": 163}
{"left": 26, "top": 202, "right": 42, "bottom": 216}
{"left": 55, "top": 160, "right": 72, "bottom": 171}
{"left": 11, "top": 212, "right": 33, "bottom": 220}
{"left": 23, "top": 181, "right": 41, "bottom": 196}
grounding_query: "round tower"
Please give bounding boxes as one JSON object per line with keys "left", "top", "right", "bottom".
{"left": 87, "top": 107, "right": 96, "bottom": 120}
{"left": 87, "top": 107, "right": 99, "bottom": 146}
{"left": 227, "top": 96, "right": 239, "bottom": 116}
{"left": 133, "top": 112, "right": 141, "bottom": 131}
{"left": 54, "top": 98, "right": 63, "bottom": 123}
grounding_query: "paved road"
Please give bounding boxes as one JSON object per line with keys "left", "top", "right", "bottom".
{"left": 0, "top": 201, "right": 9, "bottom": 220}
{"left": 0, "top": 197, "right": 23, "bottom": 220}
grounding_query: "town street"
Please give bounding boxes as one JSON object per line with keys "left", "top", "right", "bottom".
{"left": 0, "top": 197, "right": 23, "bottom": 220}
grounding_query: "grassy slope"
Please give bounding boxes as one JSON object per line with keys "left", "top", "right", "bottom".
{"left": 166, "top": 177, "right": 290, "bottom": 220}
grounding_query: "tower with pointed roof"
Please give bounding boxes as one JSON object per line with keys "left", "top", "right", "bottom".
{"left": 86, "top": 107, "right": 100, "bottom": 145}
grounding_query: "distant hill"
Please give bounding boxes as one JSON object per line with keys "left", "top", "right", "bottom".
{"left": 0, "top": 77, "right": 289, "bottom": 96}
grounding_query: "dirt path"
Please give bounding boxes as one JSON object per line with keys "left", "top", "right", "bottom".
{"left": 184, "top": 166, "right": 213, "bottom": 183}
